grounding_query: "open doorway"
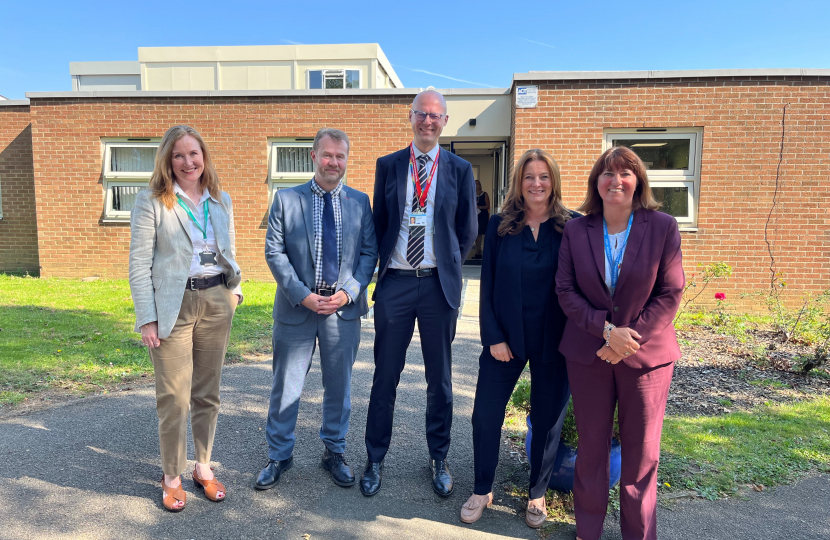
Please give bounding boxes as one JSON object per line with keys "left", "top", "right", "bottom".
{"left": 448, "top": 141, "right": 507, "bottom": 264}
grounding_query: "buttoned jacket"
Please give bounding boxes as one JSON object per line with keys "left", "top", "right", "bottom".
{"left": 479, "top": 213, "right": 576, "bottom": 364}
{"left": 265, "top": 180, "right": 378, "bottom": 325}
{"left": 555, "top": 209, "right": 684, "bottom": 369}
{"left": 129, "top": 189, "right": 243, "bottom": 339}
{"left": 372, "top": 147, "right": 477, "bottom": 309}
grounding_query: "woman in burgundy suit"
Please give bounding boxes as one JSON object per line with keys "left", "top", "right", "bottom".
{"left": 555, "top": 146, "right": 684, "bottom": 540}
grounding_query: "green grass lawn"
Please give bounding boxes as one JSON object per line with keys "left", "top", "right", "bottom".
{"left": 0, "top": 275, "right": 276, "bottom": 406}
{"left": 0, "top": 275, "right": 376, "bottom": 407}
{"left": 659, "top": 396, "right": 830, "bottom": 499}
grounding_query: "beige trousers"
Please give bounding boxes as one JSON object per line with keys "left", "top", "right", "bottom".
{"left": 149, "top": 285, "right": 237, "bottom": 476}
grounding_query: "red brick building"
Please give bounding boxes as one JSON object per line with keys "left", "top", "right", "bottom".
{"left": 1, "top": 68, "right": 828, "bottom": 305}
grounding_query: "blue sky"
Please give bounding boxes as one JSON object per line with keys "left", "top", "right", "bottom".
{"left": 1, "top": 0, "right": 828, "bottom": 99}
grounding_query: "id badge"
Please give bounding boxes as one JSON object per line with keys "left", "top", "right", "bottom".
{"left": 409, "top": 212, "right": 427, "bottom": 227}
{"left": 199, "top": 250, "right": 217, "bottom": 266}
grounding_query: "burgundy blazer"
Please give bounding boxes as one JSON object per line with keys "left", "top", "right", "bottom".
{"left": 555, "top": 209, "right": 685, "bottom": 369}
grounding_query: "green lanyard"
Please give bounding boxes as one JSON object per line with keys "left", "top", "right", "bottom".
{"left": 176, "top": 194, "right": 209, "bottom": 240}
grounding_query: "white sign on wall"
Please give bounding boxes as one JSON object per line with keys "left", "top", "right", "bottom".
{"left": 516, "top": 86, "right": 538, "bottom": 108}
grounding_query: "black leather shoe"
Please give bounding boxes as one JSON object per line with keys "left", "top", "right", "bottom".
{"left": 321, "top": 448, "right": 356, "bottom": 487}
{"left": 254, "top": 456, "right": 293, "bottom": 490}
{"left": 359, "top": 460, "right": 383, "bottom": 497}
{"left": 430, "top": 458, "right": 453, "bottom": 497}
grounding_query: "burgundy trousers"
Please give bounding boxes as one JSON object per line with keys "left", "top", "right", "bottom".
{"left": 567, "top": 358, "right": 674, "bottom": 540}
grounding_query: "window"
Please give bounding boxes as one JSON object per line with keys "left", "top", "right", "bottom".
{"left": 269, "top": 141, "right": 315, "bottom": 202}
{"left": 102, "top": 141, "right": 158, "bottom": 219}
{"left": 604, "top": 128, "right": 703, "bottom": 226}
{"left": 0, "top": 175, "right": 3, "bottom": 219}
{"left": 307, "top": 69, "right": 360, "bottom": 89}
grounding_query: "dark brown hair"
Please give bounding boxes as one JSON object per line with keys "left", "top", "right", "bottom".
{"left": 577, "top": 146, "right": 659, "bottom": 215}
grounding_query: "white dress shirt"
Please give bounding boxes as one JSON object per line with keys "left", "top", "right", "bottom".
{"left": 173, "top": 182, "right": 223, "bottom": 278}
{"left": 389, "top": 143, "right": 440, "bottom": 269}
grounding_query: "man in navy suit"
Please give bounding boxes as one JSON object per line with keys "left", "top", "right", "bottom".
{"left": 360, "top": 89, "right": 478, "bottom": 497}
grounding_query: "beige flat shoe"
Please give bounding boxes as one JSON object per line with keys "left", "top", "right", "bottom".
{"left": 460, "top": 493, "right": 493, "bottom": 524}
{"left": 525, "top": 502, "right": 547, "bottom": 528}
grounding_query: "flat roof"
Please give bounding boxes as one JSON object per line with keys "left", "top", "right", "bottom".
{"left": 513, "top": 68, "right": 830, "bottom": 82}
{"left": 70, "top": 61, "right": 141, "bottom": 76}
{"left": 26, "top": 88, "right": 510, "bottom": 99}
{"left": 0, "top": 99, "right": 30, "bottom": 106}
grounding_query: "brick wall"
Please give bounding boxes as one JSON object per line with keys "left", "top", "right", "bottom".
{"left": 0, "top": 105, "right": 39, "bottom": 274}
{"left": 511, "top": 76, "right": 830, "bottom": 306}
{"left": 29, "top": 96, "right": 416, "bottom": 279}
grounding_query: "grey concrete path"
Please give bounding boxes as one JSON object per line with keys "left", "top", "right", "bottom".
{"left": 1, "top": 273, "right": 828, "bottom": 539}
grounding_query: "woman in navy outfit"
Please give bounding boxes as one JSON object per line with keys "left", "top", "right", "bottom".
{"left": 460, "top": 149, "right": 575, "bottom": 528}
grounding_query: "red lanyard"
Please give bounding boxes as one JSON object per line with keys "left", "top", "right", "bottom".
{"left": 409, "top": 143, "right": 439, "bottom": 209}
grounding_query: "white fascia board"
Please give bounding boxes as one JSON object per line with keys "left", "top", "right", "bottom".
{"left": 513, "top": 68, "right": 830, "bottom": 83}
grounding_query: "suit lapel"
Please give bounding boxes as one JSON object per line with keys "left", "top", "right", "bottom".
{"left": 614, "top": 209, "right": 647, "bottom": 294}
{"left": 587, "top": 214, "right": 607, "bottom": 295}
{"left": 172, "top": 202, "right": 194, "bottom": 244}
{"left": 299, "top": 181, "right": 317, "bottom": 266}
{"left": 337, "top": 189, "right": 355, "bottom": 283}
{"left": 395, "top": 151, "right": 409, "bottom": 222}
{"left": 434, "top": 149, "right": 448, "bottom": 217}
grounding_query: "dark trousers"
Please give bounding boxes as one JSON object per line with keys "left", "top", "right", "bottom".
{"left": 567, "top": 358, "right": 674, "bottom": 540}
{"left": 365, "top": 272, "right": 457, "bottom": 462}
{"left": 472, "top": 347, "right": 570, "bottom": 499}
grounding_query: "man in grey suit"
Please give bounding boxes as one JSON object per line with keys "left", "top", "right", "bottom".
{"left": 256, "top": 127, "right": 378, "bottom": 490}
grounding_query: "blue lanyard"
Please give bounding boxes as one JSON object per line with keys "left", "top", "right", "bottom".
{"left": 603, "top": 213, "right": 634, "bottom": 295}
{"left": 176, "top": 194, "right": 209, "bottom": 241}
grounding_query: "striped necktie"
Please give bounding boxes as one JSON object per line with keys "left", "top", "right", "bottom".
{"left": 406, "top": 154, "right": 429, "bottom": 268}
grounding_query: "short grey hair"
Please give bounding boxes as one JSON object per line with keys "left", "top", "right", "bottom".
{"left": 313, "top": 127, "right": 350, "bottom": 153}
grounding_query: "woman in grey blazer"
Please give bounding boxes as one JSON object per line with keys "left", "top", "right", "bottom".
{"left": 129, "top": 125, "right": 242, "bottom": 512}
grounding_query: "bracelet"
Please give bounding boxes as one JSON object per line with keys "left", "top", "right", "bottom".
{"left": 603, "top": 322, "right": 616, "bottom": 347}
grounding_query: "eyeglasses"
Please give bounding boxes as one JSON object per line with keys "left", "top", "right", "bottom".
{"left": 411, "top": 110, "right": 446, "bottom": 122}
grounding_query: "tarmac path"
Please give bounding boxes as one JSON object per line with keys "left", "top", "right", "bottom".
{"left": 1, "top": 272, "right": 828, "bottom": 539}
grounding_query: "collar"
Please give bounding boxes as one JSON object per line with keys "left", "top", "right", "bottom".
{"left": 173, "top": 181, "right": 218, "bottom": 205}
{"left": 411, "top": 142, "right": 440, "bottom": 163}
{"left": 310, "top": 179, "right": 343, "bottom": 198}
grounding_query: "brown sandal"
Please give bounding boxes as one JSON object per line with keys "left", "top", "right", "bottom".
{"left": 160, "top": 475, "right": 186, "bottom": 512}
{"left": 192, "top": 467, "right": 226, "bottom": 502}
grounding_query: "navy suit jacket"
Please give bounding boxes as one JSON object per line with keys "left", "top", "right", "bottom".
{"left": 555, "top": 209, "right": 685, "bottom": 369}
{"left": 373, "top": 147, "right": 477, "bottom": 309}
{"left": 479, "top": 213, "right": 576, "bottom": 364}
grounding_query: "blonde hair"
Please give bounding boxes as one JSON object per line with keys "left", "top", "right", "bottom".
{"left": 149, "top": 125, "right": 221, "bottom": 209}
{"left": 497, "top": 149, "right": 572, "bottom": 236}
{"left": 578, "top": 146, "right": 659, "bottom": 215}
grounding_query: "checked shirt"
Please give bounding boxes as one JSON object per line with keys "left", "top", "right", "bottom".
{"left": 309, "top": 180, "right": 343, "bottom": 289}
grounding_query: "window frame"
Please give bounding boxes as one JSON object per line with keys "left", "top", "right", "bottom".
{"left": 268, "top": 140, "right": 316, "bottom": 206}
{"left": 603, "top": 128, "right": 703, "bottom": 227}
{"left": 101, "top": 140, "right": 160, "bottom": 221}
{"left": 306, "top": 69, "right": 361, "bottom": 90}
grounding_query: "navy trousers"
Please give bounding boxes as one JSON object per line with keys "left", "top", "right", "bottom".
{"left": 472, "top": 347, "right": 570, "bottom": 499}
{"left": 365, "top": 272, "right": 457, "bottom": 462}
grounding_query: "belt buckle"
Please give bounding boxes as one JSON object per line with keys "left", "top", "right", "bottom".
{"left": 318, "top": 287, "right": 334, "bottom": 297}
{"left": 189, "top": 277, "right": 197, "bottom": 291}
{"left": 415, "top": 268, "right": 430, "bottom": 278}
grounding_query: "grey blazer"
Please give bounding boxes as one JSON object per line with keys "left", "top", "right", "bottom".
{"left": 129, "top": 189, "right": 243, "bottom": 339}
{"left": 265, "top": 180, "right": 378, "bottom": 325}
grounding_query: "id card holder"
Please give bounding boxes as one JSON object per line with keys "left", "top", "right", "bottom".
{"left": 199, "top": 250, "right": 217, "bottom": 266}
{"left": 409, "top": 212, "right": 427, "bottom": 227}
